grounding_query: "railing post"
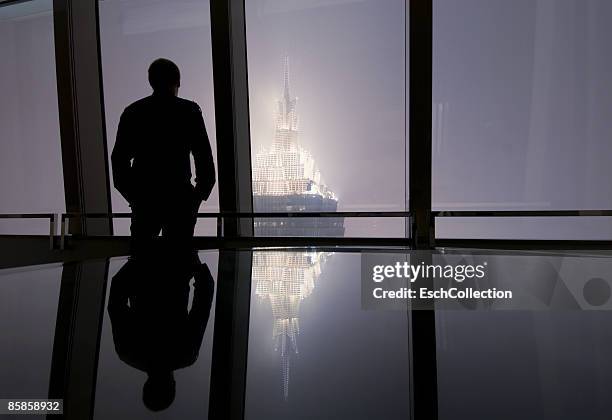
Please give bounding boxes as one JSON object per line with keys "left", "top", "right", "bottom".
{"left": 216, "top": 215, "right": 223, "bottom": 237}
{"left": 49, "top": 214, "right": 57, "bottom": 250}
{"left": 60, "top": 215, "right": 67, "bottom": 250}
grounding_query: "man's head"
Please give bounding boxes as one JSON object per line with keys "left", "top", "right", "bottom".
{"left": 143, "top": 371, "right": 176, "bottom": 411}
{"left": 148, "top": 58, "right": 180, "bottom": 95}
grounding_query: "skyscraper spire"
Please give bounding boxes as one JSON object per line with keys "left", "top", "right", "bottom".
{"left": 251, "top": 57, "right": 344, "bottom": 236}
{"left": 273, "top": 56, "right": 298, "bottom": 148}
{"left": 283, "top": 55, "right": 291, "bottom": 99}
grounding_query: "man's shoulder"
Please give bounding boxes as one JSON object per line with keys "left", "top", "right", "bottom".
{"left": 176, "top": 97, "right": 203, "bottom": 114}
{"left": 121, "top": 96, "right": 204, "bottom": 119}
{"left": 122, "top": 96, "right": 153, "bottom": 115}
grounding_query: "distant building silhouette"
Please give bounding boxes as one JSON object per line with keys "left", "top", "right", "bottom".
{"left": 252, "top": 57, "right": 344, "bottom": 236}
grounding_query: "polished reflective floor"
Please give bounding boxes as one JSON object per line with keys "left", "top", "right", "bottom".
{"left": 245, "top": 251, "right": 410, "bottom": 419}
{"left": 1, "top": 248, "right": 612, "bottom": 419}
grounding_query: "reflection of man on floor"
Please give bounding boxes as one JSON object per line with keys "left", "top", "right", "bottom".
{"left": 108, "top": 251, "right": 214, "bottom": 411}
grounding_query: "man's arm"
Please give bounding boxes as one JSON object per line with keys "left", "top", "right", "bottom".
{"left": 180, "top": 261, "right": 214, "bottom": 367}
{"left": 191, "top": 105, "right": 216, "bottom": 201}
{"left": 111, "top": 110, "right": 135, "bottom": 204}
{"left": 108, "top": 260, "right": 135, "bottom": 334}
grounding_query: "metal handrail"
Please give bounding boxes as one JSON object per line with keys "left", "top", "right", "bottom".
{"left": 58, "top": 209, "right": 612, "bottom": 249}
{"left": 60, "top": 211, "right": 410, "bottom": 218}
{"left": 59, "top": 211, "right": 412, "bottom": 249}
{"left": 2, "top": 210, "right": 611, "bottom": 251}
{"left": 0, "top": 213, "right": 58, "bottom": 250}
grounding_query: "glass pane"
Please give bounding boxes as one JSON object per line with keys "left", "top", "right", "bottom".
{"left": 433, "top": 0, "right": 612, "bottom": 212}
{"left": 246, "top": 0, "right": 407, "bottom": 237}
{"left": 0, "top": 263, "right": 62, "bottom": 397}
{"left": 435, "top": 251, "right": 612, "bottom": 419}
{"left": 98, "top": 0, "right": 219, "bottom": 236}
{"left": 438, "top": 313, "right": 612, "bottom": 419}
{"left": 437, "top": 217, "right": 612, "bottom": 240}
{"left": 0, "top": 0, "right": 65, "bottom": 234}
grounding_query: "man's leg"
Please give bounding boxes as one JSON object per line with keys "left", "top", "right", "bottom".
{"left": 162, "top": 191, "right": 199, "bottom": 248}
{"left": 130, "top": 206, "right": 162, "bottom": 252}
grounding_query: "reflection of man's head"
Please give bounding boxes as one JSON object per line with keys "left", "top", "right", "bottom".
{"left": 143, "top": 371, "right": 176, "bottom": 411}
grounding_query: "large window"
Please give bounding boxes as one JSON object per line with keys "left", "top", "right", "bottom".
{"left": 6, "top": 0, "right": 612, "bottom": 241}
{"left": 98, "top": 0, "right": 219, "bottom": 235}
{"left": 245, "top": 0, "right": 407, "bottom": 237}
{"left": 433, "top": 0, "right": 612, "bottom": 239}
{"left": 0, "top": 0, "right": 64, "bottom": 234}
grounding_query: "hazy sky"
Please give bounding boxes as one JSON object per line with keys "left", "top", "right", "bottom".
{"left": 433, "top": 0, "right": 612, "bottom": 211}
{"left": 0, "top": 0, "right": 63, "bottom": 234}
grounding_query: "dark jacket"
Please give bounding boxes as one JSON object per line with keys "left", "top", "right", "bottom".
{"left": 111, "top": 93, "right": 215, "bottom": 204}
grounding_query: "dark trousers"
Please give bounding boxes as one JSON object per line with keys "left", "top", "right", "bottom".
{"left": 130, "top": 188, "right": 200, "bottom": 251}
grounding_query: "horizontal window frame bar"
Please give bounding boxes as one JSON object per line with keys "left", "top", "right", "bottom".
{"left": 436, "top": 239, "right": 612, "bottom": 250}
{"left": 60, "top": 211, "right": 412, "bottom": 220}
{"left": 0, "top": 214, "right": 57, "bottom": 250}
{"left": 0, "top": 213, "right": 56, "bottom": 219}
{"left": 10, "top": 211, "right": 612, "bottom": 220}
{"left": 57, "top": 212, "right": 411, "bottom": 249}
{"left": 434, "top": 210, "right": 612, "bottom": 217}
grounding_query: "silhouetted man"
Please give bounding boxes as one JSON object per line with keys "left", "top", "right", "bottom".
{"left": 111, "top": 58, "right": 215, "bottom": 248}
{"left": 108, "top": 250, "right": 214, "bottom": 412}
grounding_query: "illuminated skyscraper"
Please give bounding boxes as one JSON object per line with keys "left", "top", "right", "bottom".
{"left": 253, "top": 250, "right": 330, "bottom": 399}
{"left": 252, "top": 57, "right": 344, "bottom": 236}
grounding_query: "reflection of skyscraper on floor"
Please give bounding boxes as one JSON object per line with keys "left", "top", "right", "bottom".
{"left": 253, "top": 251, "right": 330, "bottom": 399}
{"left": 252, "top": 57, "right": 344, "bottom": 236}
